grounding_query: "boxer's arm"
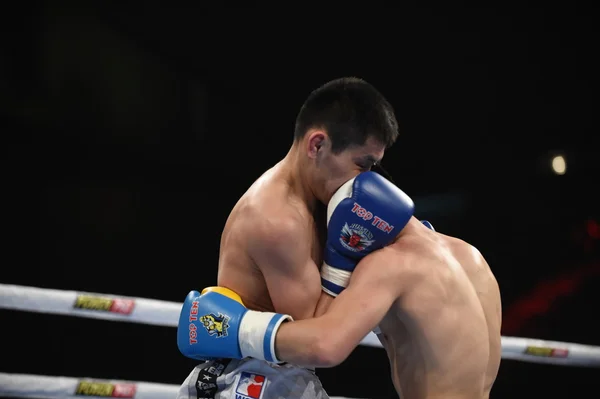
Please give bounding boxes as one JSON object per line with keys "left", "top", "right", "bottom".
{"left": 274, "top": 248, "right": 404, "bottom": 367}
{"left": 313, "top": 291, "right": 335, "bottom": 317}
{"left": 249, "top": 215, "right": 321, "bottom": 321}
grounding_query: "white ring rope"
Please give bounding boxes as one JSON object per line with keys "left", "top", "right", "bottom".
{"left": 0, "top": 372, "right": 355, "bottom": 399}
{"left": 1, "top": 283, "right": 600, "bottom": 367}
{"left": 0, "top": 283, "right": 180, "bottom": 327}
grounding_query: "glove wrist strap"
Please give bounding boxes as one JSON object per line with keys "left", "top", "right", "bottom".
{"left": 320, "top": 262, "right": 352, "bottom": 297}
{"left": 239, "top": 310, "right": 292, "bottom": 363}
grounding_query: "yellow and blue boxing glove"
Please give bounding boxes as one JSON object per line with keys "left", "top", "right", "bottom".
{"left": 177, "top": 287, "right": 292, "bottom": 363}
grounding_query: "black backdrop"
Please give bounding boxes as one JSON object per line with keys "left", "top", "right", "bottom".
{"left": 2, "top": 3, "right": 599, "bottom": 398}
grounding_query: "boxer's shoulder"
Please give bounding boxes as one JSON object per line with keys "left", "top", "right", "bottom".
{"left": 238, "top": 197, "right": 313, "bottom": 257}
{"left": 228, "top": 168, "right": 316, "bottom": 261}
{"left": 234, "top": 181, "right": 305, "bottom": 226}
{"left": 243, "top": 174, "right": 309, "bottom": 216}
{"left": 438, "top": 235, "right": 486, "bottom": 267}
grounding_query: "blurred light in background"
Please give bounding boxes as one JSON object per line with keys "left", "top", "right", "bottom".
{"left": 552, "top": 155, "right": 567, "bottom": 175}
{"left": 587, "top": 220, "right": 600, "bottom": 240}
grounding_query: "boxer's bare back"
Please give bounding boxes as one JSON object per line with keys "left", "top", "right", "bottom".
{"left": 216, "top": 162, "right": 327, "bottom": 320}
{"left": 372, "top": 220, "right": 502, "bottom": 399}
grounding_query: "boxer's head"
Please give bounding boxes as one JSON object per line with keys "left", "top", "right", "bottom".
{"left": 293, "top": 77, "right": 399, "bottom": 203}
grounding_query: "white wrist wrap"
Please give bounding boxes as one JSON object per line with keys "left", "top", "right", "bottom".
{"left": 239, "top": 310, "right": 292, "bottom": 363}
{"left": 321, "top": 262, "right": 352, "bottom": 296}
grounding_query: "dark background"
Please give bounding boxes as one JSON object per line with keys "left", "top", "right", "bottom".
{"left": 2, "top": 2, "right": 599, "bottom": 398}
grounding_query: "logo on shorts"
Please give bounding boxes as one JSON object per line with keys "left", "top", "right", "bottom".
{"left": 200, "top": 313, "right": 230, "bottom": 338}
{"left": 194, "top": 359, "right": 231, "bottom": 399}
{"left": 75, "top": 381, "right": 136, "bottom": 398}
{"left": 339, "top": 223, "right": 374, "bottom": 252}
{"left": 235, "top": 372, "right": 266, "bottom": 399}
{"left": 73, "top": 295, "right": 135, "bottom": 315}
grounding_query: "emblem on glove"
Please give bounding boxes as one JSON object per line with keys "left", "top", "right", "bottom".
{"left": 200, "top": 312, "right": 231, "bottom": 338}
{"left": 340, "top": 223, "right": 375, "bottom": 252}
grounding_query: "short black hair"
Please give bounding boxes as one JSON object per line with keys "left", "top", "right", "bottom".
{"left": 294, "top": 77, "right": 399, "bottom": 153}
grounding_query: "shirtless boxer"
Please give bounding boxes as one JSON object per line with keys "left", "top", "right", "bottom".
{"left": 180, "top": 172, "right": 502, "bottom": 399}
{"left": 175, "top": 78, "right": 400, "bottom": 399}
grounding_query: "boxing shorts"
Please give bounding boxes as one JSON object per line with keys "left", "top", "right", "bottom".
{"left": 176, "top": 358, "right": 330, "bottom": 399}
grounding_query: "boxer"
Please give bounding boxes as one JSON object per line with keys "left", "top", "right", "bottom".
{"left": 181, "top": 173, "right": 502, "bottom": 399}
{"left": 175, "top": 78, "right": 400, "bottom": 399}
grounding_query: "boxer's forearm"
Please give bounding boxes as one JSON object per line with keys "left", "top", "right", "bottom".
{"left": 274, "top": 257, "right": 399, "bottom": 368}
{"left": 274, "top": 318, "right": 347, "bottom": 368}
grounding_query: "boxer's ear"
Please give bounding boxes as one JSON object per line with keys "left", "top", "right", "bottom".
{"left": 307, "top": 129, "right": 326, "bottom": 159}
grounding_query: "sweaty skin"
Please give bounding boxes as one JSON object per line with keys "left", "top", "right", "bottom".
{"left": 275, "top": 218, "right": 502, "bottom": 399}
{"left": 216, "top": 163, "right": 326, "bottom": 320}
{"left": 216, "top": 136, "right": 386, "bottom": 321}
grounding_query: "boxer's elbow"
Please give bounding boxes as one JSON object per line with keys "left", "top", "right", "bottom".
{"left": 310, "top": 333, "right": 352, "bottom": 368}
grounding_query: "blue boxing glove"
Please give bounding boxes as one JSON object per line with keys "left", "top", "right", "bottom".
{"left": 321, "top": 172, "right": 415, "bottom": 296}
{"left": 177, "top": 287, "right": 292, "bottom": 363}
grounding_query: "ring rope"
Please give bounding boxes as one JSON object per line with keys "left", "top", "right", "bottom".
{"left": 0, "top": 372, "right": 356, "bottom": 399}
{"left": 1, "top": 283, "right": 599, "bottom": 367}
